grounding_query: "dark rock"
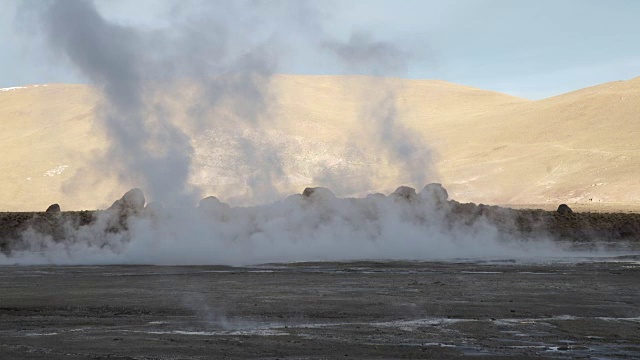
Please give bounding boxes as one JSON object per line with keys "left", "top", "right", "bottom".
{"left": 390, "top": 186, "right": 417, "bottom": 201}
{"left": 301, "top": 187, "right": 337, "bottom": 209}
{"left": 420, "top": 183, "right": 449, "bottom": 205}
{"left": 109, "top": 189, "right": 145, "bottom": 213}
{"left": 45, "top": 204, "right": 61, "bottom": 213}
{"left": 557, "top": 204, "right": 573, "bottom": 214}
{"left": 302, "top": 187, "right": 335, "bottom": 199}
{"left": 106, "top": 189, "right": 146, "bottom": 230}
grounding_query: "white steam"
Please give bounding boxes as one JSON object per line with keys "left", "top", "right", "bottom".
{"left": 0, "top": 187, "right": 602, "bottom": 266}
{"left": 5, "top": 2, "right": 630, "bottom": 266}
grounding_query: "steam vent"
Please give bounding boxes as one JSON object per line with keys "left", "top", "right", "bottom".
{"left": 1, "top": 1, "right": 640, "bottom": 357}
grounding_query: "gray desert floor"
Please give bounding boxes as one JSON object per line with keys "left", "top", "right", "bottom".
{"left": 0, "top": 259, "right": 639, "bottom": 359}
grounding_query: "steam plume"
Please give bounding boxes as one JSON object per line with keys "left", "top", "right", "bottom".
{"left": 3, "top": 1, "right": 610, "bottom": 266}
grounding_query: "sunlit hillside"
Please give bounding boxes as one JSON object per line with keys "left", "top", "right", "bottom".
{"left": 1, "top": 75, "right": 639, "bottom": 211}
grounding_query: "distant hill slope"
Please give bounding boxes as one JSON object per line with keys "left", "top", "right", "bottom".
{"left": 1, "top": 75, "right": 639, "bottom": 211}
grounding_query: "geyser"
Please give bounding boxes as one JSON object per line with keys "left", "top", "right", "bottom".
{"left": 0, "top": 185, "right": 605, "bottom": 266}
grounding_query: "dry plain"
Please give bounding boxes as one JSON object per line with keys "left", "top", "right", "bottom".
{"left": 1, "top": 260, "right": 639, "bottom": 359}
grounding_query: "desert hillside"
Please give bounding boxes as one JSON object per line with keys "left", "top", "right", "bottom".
{"left": 1, "top": 75, "right": 639, "bottom": 211}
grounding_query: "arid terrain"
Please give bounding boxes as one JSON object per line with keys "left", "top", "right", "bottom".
{"left": 2, "top": 75, "right": 640, "bottom": 359}
{"left": 0, "top": 260, "right": 639, "bottom": 359}
{"left": 1, "top": 75, "right": 640, "bottom": 211}
{"left": 3, "top": 2, "right": 639, "bottom": 359}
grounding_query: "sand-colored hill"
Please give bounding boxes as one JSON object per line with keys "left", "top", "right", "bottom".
{"left": 1, "top": 75, "right": 639, "bottom": 211}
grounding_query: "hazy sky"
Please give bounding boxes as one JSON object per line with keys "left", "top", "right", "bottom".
{"left": 2, "top": 0, "right": 639, "bottom": 99}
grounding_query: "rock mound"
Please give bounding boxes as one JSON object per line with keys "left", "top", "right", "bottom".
{"left": 390, "top": 186, "right": 417, "bottom": 201}
{"left": 109, "top": 188, "right": 145, "bottom": 212}
{"left": 302, "top": 187, "right": 336, "bottom": 199}
{"left": 45, "top": 204, "right": 61, "bottom": 213}
{"left": 557, "top": 204, "right": 573, "bottom": 214}
{"left": 420, "top": 183, "right": 449, "bottom": 205}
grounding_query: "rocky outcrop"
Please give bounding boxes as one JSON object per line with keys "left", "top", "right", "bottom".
{"left": 302, "top": 187, "right": 337, "bottom": 204}
{"left": 557, "top": 204, "right": 573, "bottom": 214}
{"left": 420, "top": 183, "right": 448, "bottom": 205}
{"left": 108, "top": 189, "right": 145, "bottom": 217}
{"left": 45, "top": 204, "right": 61, "bottom": 213}
{"left": 1, "top": 185, "right": 639, "bottom": 259}
{"left": 302, "top": 187, "right": 336, "bottom": 199}
{"left": 103, "top": 189, "right": 146, "bottom": 232}
{"left": 390, "top": 186, "right": 417, "bottom": 201}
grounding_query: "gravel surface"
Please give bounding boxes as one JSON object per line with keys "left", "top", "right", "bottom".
{"left": 0, "top": 259, "right": 639, "bottom": 359}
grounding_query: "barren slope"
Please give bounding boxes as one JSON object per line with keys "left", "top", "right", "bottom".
{"left": 1, "top": 75, "right": 638, "bottom": 211}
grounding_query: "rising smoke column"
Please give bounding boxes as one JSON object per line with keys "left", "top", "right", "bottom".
{"left": 32, "top": 0, "right": 436, "bottom": 206}
{"left": 40, "top": 0, "right": 197, "bottom": 206}
{"left": 1, "top": 1, "right": 629, "bottom": 266}
{"left": 323, "top": 31, "right": 437, "bottom": 191}
{"left": 35, "top": 0, "right": 302, "bottom": 206}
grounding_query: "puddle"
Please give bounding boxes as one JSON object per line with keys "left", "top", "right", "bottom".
{"left": 141, "top": 329, "right": 288, "bottom": 336}
{"left": 422, "top": 342, "right": 457, "bottom": 348}
{"left": 596, "top": 316, "right": 640, "bottom": 322}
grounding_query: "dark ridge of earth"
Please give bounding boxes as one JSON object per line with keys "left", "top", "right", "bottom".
{"left": 1, "top": 200, "right": 640, "bottom": 255}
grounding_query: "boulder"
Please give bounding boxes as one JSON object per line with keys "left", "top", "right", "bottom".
{"left": 557, "top": 204, "right": 573, "bottom": 214}
{"left": 390, "top": 186, "right": 417, "bottom": 201}
{"left": 302, "top": 187, "right": 335, "bottom": 199}
{"left": 301, "top": 187, "right": 337, "bottom": 208}
{"left": 108, "top": 188, "right": 145, "bottom": 217}
{"left": 419, "top": 183, "right": 449, "bottom": 205}
{"left": 45, "top": 204, "right": 61, "bottom": 213}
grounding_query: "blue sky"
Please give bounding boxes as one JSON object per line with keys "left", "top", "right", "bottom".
{"left": 1, "top": 0, "right": 639, "bottom": 99}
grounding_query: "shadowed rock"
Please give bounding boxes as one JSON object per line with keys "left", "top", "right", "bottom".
{"left": 2, "top": 185, "right": 640, "bottom": 256}
{"left": 107, "top": 189, "right": 146, "bottom": 225}
{"left": 301, "top": 187, "right": 337, "bottom": 208}
{"left": 45, "top": 204, "right": 61, "bottom": 213}
{"left": 390, "top": 186, "right": 417, "bottom": 201}
{"left": 420, "top": 183, "right": 448, "bottom": 205}
{"left": 557, "top": 204, "right": 573, "bottom": 214}
{"left": 302, "top": 187, "right": 335, "bottom": 199}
